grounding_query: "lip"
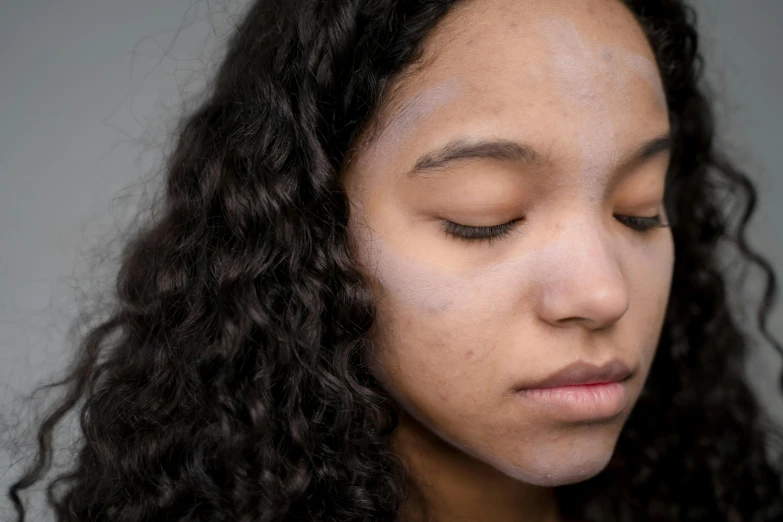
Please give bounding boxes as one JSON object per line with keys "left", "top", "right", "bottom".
{"left": 516, "top": 358, "right": 633, "bottom": 390}
{"left": 516, "top": 382, "right": 629, "bottom": 421}
{"left": 513, "top": 359, "right": 634, "bottom": 421}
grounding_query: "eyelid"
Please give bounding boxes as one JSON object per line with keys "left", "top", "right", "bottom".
{"left": 441, "top": 213, "right": 670, "bottom": 244}
{"left": 440, "top": 218, "right": 523, "bottom": 244}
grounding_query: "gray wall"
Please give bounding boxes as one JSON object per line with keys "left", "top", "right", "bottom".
{"left": 697, "top": 0, "right": 783, "bottom": 434}
{"left": 1, "top": 1, "right": 781, "bottom": 519}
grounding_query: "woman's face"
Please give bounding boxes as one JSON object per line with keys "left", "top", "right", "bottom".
{"left": 342, "top": 0, "right": 674, "bottom": 487}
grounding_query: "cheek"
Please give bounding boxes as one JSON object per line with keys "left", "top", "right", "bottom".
{"left": 367, "top": 273, "right": 504, "bottom": 403}
{"left": 360, "top": 235, "right": 517, "bottom": 417}
{"left": 639, "top": 231, "right": 674, "bottom": 319}
{"left": 361, "top": 216, "right": 542, "bottom": 319}
{"left": 624, "top": 231, "right": 675, "bottom": 365}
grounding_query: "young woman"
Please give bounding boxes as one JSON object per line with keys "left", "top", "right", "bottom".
{"left": 8, "top": 0, "right": 783, "bottom": 520}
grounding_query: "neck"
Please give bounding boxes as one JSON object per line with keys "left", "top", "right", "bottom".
{"left": 392, "top": 410, "right": 565, "bottom": 522}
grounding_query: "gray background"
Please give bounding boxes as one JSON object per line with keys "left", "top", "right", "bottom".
{"left": 1, "top": 1, "right": 781, "bottom": 519}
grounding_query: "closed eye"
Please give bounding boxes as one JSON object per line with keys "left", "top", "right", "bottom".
{"left": 440, "top": 214, "right": 670, "bottom": 245}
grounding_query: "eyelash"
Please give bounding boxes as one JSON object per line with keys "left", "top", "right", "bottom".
{"left": 441, "top": 215, "right": 670, "bottom": 244}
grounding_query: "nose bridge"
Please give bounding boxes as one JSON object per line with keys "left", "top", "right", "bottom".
{"left": 538, "top": 213, "right": 629, "bottom": 329}
{"left": 572, "top": 214, "right": 617, "bottom": 275}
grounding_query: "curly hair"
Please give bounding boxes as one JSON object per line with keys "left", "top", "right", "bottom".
{"left": 7, "top": 0, "right": 783, "bottom": 520}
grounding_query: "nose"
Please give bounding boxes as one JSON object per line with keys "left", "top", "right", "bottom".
{"left": 536, "top": 217, "right": 630, "bottom": 330}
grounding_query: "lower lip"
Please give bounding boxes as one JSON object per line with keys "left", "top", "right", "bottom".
{"left": 516, "top": 381, "right": 628, "bottom": 421}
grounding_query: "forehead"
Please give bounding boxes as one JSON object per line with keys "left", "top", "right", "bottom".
{"left": 406, "top": 0, "right": 656, "bottom": 92}
{"left": 355, "top": 0, "right": 667, "bottom": 171}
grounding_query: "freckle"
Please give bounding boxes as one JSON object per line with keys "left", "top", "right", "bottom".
{"left": 466, "top": 349, "right": 474, "bottom": 359}
{"left": 509, "top": 22, "right": 517, "bottom": 28}
{"left": 602, "top": 50, "right": 613, "bottom": 62}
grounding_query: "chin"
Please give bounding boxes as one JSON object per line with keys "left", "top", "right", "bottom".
{"left": 478, "top": 435, "right": 619, "bottom": 487}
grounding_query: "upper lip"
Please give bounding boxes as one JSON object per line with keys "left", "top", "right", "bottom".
{"left": 517, "top": 358, "right": 633, "bottom": 390}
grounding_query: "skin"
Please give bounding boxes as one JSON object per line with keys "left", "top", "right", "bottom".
{"left": 341, "top": 0, "right": 674, "bottom": 520}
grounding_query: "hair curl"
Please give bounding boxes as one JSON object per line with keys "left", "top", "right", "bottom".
{"left": 7, "top": 0, "right": 783, "bottom": 520}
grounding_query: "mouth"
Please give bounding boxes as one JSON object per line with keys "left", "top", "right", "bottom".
{"left": 516, "top": 381, "right": 630, "bottom": 421}
{"left": 513, "top": 358, "right": 634, "bottom": 421}
{"left": 516, "top": 358, "right": 633, "bottom": 390}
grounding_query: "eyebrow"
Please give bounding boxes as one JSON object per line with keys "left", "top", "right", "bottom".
{"left": 402, "top": 134, "right": 672, "bottom": 179}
